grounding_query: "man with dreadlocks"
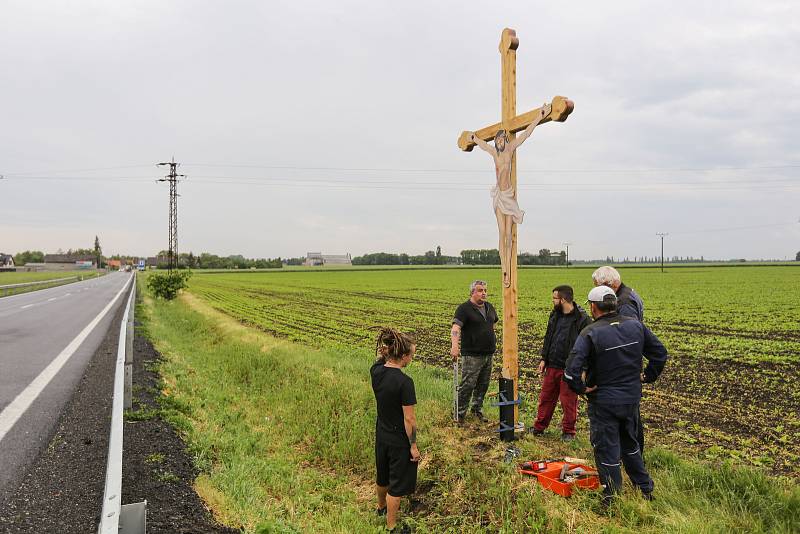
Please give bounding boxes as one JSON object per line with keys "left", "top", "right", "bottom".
{"left": 371, "top": 328, "right": 419, "bottom": 534}
{"left": 468, "top": 103, "right": 551, "bottom": 287}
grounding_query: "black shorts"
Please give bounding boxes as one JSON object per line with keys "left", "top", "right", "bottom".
{"left": 375, "top": 441, "right": 418, "bottom": 497}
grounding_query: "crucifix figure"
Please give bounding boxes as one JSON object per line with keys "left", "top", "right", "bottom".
{"left": 457, "top": 28, "right": 574, "bottom": 431}
{"left": 467, "top": 103, "right": 551, "bottom": 289}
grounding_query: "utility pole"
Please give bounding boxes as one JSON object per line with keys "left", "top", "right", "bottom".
{"left": 656, "top": 232, "right": 668, "bottom": 273}
{"left": 157, "top": 159, "right": 185, "bottom": 272}
{"left": 562, "top": 242, "right": 572, "bottom": 268}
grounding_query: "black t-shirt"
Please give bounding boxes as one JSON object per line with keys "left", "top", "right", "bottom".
{"left": 370, "top": 361, "right": 417, "bottom": 448}
{"left": 453, "top": 300, "right": 498, "bottom": 355}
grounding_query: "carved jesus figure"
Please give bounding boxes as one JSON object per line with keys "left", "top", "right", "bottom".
{"left": 469, "top": 103, "right": 551, "bottom": 287}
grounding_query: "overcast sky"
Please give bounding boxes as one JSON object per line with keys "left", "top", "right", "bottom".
{"left": 1, "top": 1, "right": 798, "bottom": 260}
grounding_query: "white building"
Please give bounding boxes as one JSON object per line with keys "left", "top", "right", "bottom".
{"left": 304, "top": 252, "right": 352, "bottom": 266}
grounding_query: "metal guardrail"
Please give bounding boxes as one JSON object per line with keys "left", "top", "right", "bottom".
{"left": 0, "top": 272, "right": 105, "bottom": 297}
{"left": 98, "top": 274, "right": 146, "bottom": 534}
{"left": 0, "top": 276, "right": 81, "bottom": 297}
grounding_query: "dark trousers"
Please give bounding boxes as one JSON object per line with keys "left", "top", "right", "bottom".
{"left": 533, "top": 367, "right": 578, "bottom": 435}
{"left": 457, "top": 354, "right": 492, "bottom": 418}
{"left": 587, "top": 402, "right": 653, "bottom": 497}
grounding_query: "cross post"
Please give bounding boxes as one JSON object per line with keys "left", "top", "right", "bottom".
{"left": 457, "top": 28, "right": 574, "bottom": 434}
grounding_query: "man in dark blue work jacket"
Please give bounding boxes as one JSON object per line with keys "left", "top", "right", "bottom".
{"left": 563, "top": 286, "right": 668, "bottom": 505}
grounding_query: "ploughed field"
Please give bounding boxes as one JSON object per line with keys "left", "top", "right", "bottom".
{"left": 188, "top": 265, "right": 800, "bottom": 477}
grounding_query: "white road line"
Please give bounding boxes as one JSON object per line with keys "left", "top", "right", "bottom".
{"left": 0, "top": 275, "right": 133, "bottom": 444}
{"left": 21, "top": 304, "right": 34, "bottom": 309}
{"left": 47, "top": 297, "right": 57, "bottom": 302}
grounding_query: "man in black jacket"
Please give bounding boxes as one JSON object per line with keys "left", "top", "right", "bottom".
{"left": 451, "top": 280, "right": 499, "bottom": 423}
{"left": 529, "top": 285, "right": 590, "bottom": 441}
{"left": 591, "top": 265, "right": 644, "bottom": 321}
{"left": 564, "top": 286, "right": 668, "bottom": 504}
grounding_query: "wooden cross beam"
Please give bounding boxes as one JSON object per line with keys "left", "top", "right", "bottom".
{"left": 457, "top": 95, "right": 574, "bottom": 152}
{"left": 457, "top": 28, "right": 574, "bottom": 433}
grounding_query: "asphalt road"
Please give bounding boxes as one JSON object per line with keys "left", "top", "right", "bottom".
{"left": 0, "top": 271, "right": 133, "bottom": 499}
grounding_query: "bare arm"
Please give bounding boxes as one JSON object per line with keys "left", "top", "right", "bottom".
{"left": 403, "top": 405, "right": 420, "bottom": 461}
{"left": 450, "top": 323, "right": 461, "bottom": 360}
{"left": 469, "top": 132, "right": 495, "bottom": 154}
{"left": 509, "top": 103, "right": 551, "bottom": 150}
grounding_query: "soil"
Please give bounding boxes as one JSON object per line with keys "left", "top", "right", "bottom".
{"left": 0, "top": 306, "right": 240, "bottom": 533}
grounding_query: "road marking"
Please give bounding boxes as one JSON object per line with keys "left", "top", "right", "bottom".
{"left": 21, "top": 304, "right": 34, "bottom": 309}
{"left": 0, "top": 275, "right": 133, "bottom": 444}
{"left": 47, "top": 297, "right": 57, "bottom": 302}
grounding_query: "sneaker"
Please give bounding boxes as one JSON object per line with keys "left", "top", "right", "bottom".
{"left": 561, "top": 433, "right": 575, "bottom": 442}
{"left": 376, "top": 506, "right": 387, "bottom": 516}
{"left": 471, "top": 410, "right": 488, "bottom": 423}
{"left": 390, "top": 523, "right": 412, "bottom": 534}
{"left": 642, "top": 491, "right": 655, "bottom": 501}
{"left": 527, "top": 427, "right": 544, "bottom": 436}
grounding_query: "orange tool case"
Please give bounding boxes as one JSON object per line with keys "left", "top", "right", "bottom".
{"left": 519, "top": 460, "right": 601, "bottom": 497}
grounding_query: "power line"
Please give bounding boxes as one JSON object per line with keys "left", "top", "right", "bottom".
{"left": 182, "top": 162, "right": 800, "bottom": 174}
{"left": 6, "top": 162, "right": 799, "bottom": 177}
{"left": 3, "top": 175, "right": 798, "bottom": 192}
{"left": 1, "top": 164, "right": 155, "bottom": 176}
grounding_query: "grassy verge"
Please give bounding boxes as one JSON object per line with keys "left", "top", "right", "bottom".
{"left": 139, "top": 291, "right": 799, "bottom": 533}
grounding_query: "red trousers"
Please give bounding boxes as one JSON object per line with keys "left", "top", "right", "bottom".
{"left": 534, "top": 367, "right": 579, "bottom": 435}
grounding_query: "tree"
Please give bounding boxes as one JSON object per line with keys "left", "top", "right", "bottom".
{"left": 13, "top": 250, "right": 44, "bottom": 265}
{"left": 796, "top": 251, "right": 800, "bottom": 261}
{"left": 93, "top": 236, "right": 103, "bottom": 267}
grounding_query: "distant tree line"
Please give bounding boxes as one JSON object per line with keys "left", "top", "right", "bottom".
{"left": 351, "top": 247, "right": 569, "bottom": 266}
{"left": 164, "top": 251, "right": 283, "bottom": 269}
{"left": 352, "top": 246, "right": 459, "bottom": 266}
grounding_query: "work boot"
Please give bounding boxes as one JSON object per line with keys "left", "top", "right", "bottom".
{"left": 471, "top": 410, "right": 488, "bottom": 423}
{"left": 642, "top": 491, "right": 655, "bottom": 501}
{"left": 376, "top": 506, "right": 387, "bottom": 516}
{"left": 561, "top": 433, "right": 575, "bottom": 442}
{"left": 390, "top": 523, "right": 412, "bottom": 533}
{"left": 599, "top": 494, "right": 615, "bottom": 513}
{"left": 528, "top": 427, "right": 544, "bottom": 436}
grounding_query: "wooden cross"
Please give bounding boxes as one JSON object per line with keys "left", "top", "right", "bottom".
{"left": 457, "top": 28, "right": 574, "bottom": 430}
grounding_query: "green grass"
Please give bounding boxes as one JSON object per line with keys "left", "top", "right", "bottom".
{"left": 183, "top": 266, "right": 800, "bottom": 475}
{"left": 140, "top": 287, "right": 800, "bottom": 533}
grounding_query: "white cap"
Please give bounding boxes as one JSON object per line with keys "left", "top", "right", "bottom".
{"left": 587, "top": 285, "right": 617, "bottom": 303}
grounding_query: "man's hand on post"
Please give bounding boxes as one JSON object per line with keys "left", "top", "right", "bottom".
{"left": 451, "top": 346, "right": 460, "bottom": 362}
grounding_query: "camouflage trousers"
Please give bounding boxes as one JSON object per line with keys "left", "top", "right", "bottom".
{"left": 457, "top": 354, "right": 493, "bottom": 418}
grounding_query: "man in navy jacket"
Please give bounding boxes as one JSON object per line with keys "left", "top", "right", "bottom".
{"left": 564, "top": 286, "right": 668, "bottom": 504}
